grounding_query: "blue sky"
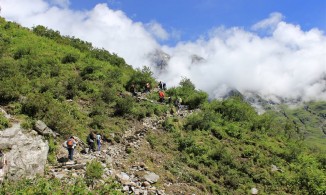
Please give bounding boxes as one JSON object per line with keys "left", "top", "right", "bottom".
{"left": 1, "top": 0, "right": 325, "bottom": 100}
{"left": 68, "top": 0, "right": 326, "bottom": 45}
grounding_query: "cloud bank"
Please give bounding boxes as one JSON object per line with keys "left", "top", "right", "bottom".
{"left": 0, "top": 0, "right": 325, "bottom": 101}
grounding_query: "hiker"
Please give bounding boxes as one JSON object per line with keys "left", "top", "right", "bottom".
{"left": 0, "top": 149, "right": 7, "bottom": 183}
{"left": 144, "top": 83, "right": 151, "bottom": 93}
{"left": 96, "top": 132, "right": 102, "bottom": 151}
{"left": 175, "top": 97, "right": 182, "bottom": 111}
{"left": 158, "top": 81, "right": 163, "bottom": 90}
{"left": 130, "top": 84, "right": 137, "bottom": 96}
{"left": 168, "top": 96, "right": 172, "bottom": 104}
{"left": 163, "top": 82, "right": 166, "bottom": 90}
{"left": 159, "top": 91, "right": 165, "bottom": 103}
{"left": 158, "top": 81, "right": 167, "bottom": 90}
{"left": 87, "top": 131, "right": 96, "bottom": 152}
{"left": 64, "top": 136, "right": 77, "bottom": 161}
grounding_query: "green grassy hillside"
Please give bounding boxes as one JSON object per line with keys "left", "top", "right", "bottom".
{"left": 0, "top": 18, "right": 325, "bottom": 194}
{"left": 282, "top": 101, "right": 326, "bottom": 150}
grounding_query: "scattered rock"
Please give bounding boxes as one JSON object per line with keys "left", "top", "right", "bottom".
{"left": 116, "top": 172, "right": 130, "bottom": 184}
{"left": 271, "top": 164, "right": 283, "bottom": 172}
{"left": 144, "top": 172, "right": 159, "bottom": 184}
{"left": 122, "top": 185, "right": 130, "bottom": 192}
{"left": 251, "top": 187, "right": 258, "bottom": 194}
{"left": 34, "top": 120, "right": 58, "bottom": 137}
{"left": 143, "top": 181, "right": 151, "bottom": 187}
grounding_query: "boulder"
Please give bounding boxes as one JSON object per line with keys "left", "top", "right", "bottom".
{"left": 144, "top": 171, "right": 159, "bottom": 184}
{"left": 34, "top": 120, "right": 58, "bottom": 137}
{"left": 116, "top": 172, "right": 130, "bottom": 185}
{"left": 0, "top": 123, "right": 49, "bottom": 181}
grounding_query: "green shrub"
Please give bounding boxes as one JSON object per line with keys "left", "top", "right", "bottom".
{"left": 210, "top": 126, "right": 225, "bottom": 140}
{"left": 101, "top": 86, "right": 119, "bottom": 104}
{"left": 146, "top": 134, "right": 159, "bottom": 149}
{"left": 163, "top": 117, "right": 177, "bottom": 132}
{"left": 85, "top": 160, "right": 104, "bottom": 187}
{"left": 61, "top": 53, "right": 78, "bottom": 64}
{"left": 21, "top": 118, "right": 33, "bottom": 129}
{"left": 47, "top": 137, "right": 57, "bottom": 164}
{"left": 114, "top": 96, "right": 135, "bottom": 116}
{"left": 184, "top": 91, "right": 208, "bottom": 110}
{"left": 211, "top": 97, "right": 257, "bottom": 122}
{"left": 0, "top": 76, "right": 28, "bottom": 102}
{"left": 132, "top": 107, "right": 147, "bottom": 119}
{"left": 95, "top": 178, "right": 123, "bottom": 194}
{"left": 178, "top": 136, "right": 195, "bottom": 151}
{"left": 13, "top": 47, "right": 31, "bottom": 59}
{"left": 225, "top": 123, "right": 242, "bottom": 139}
{"left": 0, "top": 112, "right": 9, "bottom": 130}
{"left": 126, "top": 66, "right": 156, "bottom": 92}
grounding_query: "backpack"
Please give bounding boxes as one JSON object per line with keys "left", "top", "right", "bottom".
{"left": 67, "top": 139, "right": 74, "bottom": 148}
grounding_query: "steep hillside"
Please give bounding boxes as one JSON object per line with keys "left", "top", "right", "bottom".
{"left": 0, "top": 18, "right": 325, "bottom": 194}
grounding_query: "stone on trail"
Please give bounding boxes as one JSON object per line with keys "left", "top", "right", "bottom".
{"left": 144, "top": 171, "right": 159, "bottom": 184}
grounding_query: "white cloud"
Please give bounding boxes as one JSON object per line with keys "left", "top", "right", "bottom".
{"left": 0, "top": 1, "right": 325, "bottom": 101}
{"left": 160, "top": 15, "right": 326, "bottom": 101}
{"left": 252, "top": 12, "right": 283, "bottom": 31}
{"left": 0, "top": 0, "right": 159, "bottom": 68}
{"left": 145, "top": 21, "right": 169, "bottom": 40}
{"left": 49, "top": 0, "right": 70, "bottom": 8}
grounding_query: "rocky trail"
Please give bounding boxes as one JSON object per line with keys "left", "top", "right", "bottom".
{"left": 0, "top": 93, "right": 197, "bottom": 194}
{"left": 48, "top": 106, "right": 194, "bottom": 195}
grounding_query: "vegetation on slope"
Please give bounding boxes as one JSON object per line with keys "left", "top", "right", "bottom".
{"left": 143, "top": 96, "right": 326, "bottom": 194}
{"left": 0, "top": 17, "right": 325, "bottom": 194}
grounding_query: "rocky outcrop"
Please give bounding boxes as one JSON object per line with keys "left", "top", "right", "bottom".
{"left": 34, "top": 120, "right": 59, "bottom": 137}
{"left": 191, "top": 54, "right": 205, "bottom": 64}
{"left": 148, "top": 49, "right": 170, "bottom": 71}
{"left": 0, "top": 123, "right": 48, "bottom": 181}
{"left": 0, "top": 108, "right": 49, "bottom": 181}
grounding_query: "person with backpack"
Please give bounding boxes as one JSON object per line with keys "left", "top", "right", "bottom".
{"left": 175, "top": 96, "right": 183, "bottom": 112}
{"left": 159, "top": 91, "right": 165, "bottom": 103}
{"left": 96, "top": 132, "right": 102, "bottom": 151}
{"left": 130, "top": 83, "right": 137, "bottom": 96}
{"left": 163, "top": 82, "right": 166, "bottom": 90}
{"left": 87, "top": 131, "right": 96, "bottom": 152}
{"left": 65, "top": 136, "right": 77, "bottom": 161}
{"left": 158, "top": 81, "right": 163, "bottom": 90}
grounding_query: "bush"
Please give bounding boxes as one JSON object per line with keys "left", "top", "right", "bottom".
{"left": 126, "top": 66, "right": 156, "bottom": 92}
{"left": 85, "top": 160, "right": 103, "bottom": 187}
{"left": 0, "top": 112, "right": 9, "bottom": 130}
{"left": 114, "top": 96, "right": 135, "bottom": 116}
{"left": 47, "top": 137, "right": 57, "bottom": 163}
{"left": 185, "top": 91, "right": 208, "bottom": 110}
{"left": 166, "top": 78, "right": 208, "bottom": 109}
{"left": 225, "top": 123, "right": 242, "bottom": 139}
{"left": 214, "top": 97, "right": 257, "bottom": 122}
{"left": 61, "top": 53, "right": 78, "bottom": 64}
{"left": 22, "top": 93, "right": 53, "bottom": 117}
{"left": 163, "top": 118, "right": 177, "bottom": 132}
{"left": 101, "top": 86, "right": 119, "bottom": 104}
{"left": 178, "top": 136, "right": 195, "bottom": 151}
{"left": 13, "top": 47, "right": 31, "bottom": 59}
{"left": 0, "top": 75, "right": 28, "bottom": 102}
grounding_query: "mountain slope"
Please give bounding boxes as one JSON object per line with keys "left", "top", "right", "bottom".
{"left": 0, "top": 18, "right": 325, "bottom": 194}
